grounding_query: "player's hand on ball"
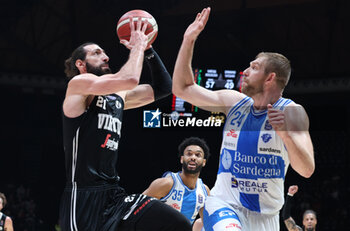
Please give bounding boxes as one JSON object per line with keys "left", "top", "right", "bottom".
{"left": 117, "top": 10, "right": 158, "bottom": 50}
{"left": 120, "top": 17, "right": 148, "bottom": 50}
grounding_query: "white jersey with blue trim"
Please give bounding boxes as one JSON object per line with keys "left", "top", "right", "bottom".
{"left": 160, "top": 172, "right": 208, "bottom": 224}
{"left": 211, "top": 96, "right": 292, "bottom": 215}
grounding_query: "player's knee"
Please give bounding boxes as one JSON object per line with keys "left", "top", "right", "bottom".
{"left": 193, "top": 218, "right": 203, "bottom": 231}
{"left": 173, "top": 213, "right": 192, "bottom": 231}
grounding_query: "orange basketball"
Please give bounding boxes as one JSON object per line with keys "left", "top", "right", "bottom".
{"left": 116, "top": 10, "right": 158, "bottom": 49}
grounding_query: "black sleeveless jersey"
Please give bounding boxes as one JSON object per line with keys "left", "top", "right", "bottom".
{"left": 62, "top": 94, "right": 124, "bottom": 186}
{"left": 0, "top": 212, "right": 6, "bottom": 230}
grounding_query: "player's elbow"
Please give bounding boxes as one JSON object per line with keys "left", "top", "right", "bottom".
{"left": 304, "top": 165, "right": 315, "bottom": 178}
{"left": 172, "top": 82, "right": 190, "bottom": 99}
{"left": 291, "top": 159, "right": 315, "bottom": 178}
{"left": 300, "top": 165, "right": 315, "bottom": 178}
{"left": 172, "top": 84, "right": 182, "bottom": 98}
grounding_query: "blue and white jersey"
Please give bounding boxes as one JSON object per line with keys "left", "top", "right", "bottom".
{"left": 160, "top": 172, "right": 208, "bottom": 224}
{"left": 211, "top": 96, "right": 293, "bottom": 215}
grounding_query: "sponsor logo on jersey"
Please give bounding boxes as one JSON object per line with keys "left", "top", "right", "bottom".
{"left": 198, "top": 194, "right": 203, "bottom": 204}
{"left": 171, "top": 203, "right": 180, "bottom": 210}
{"left": 226, "top": 223, "right": 242, "bottom": 229}
{"left": 143, "top": 109, "right": 161, "bottom": 128}
{"left": 219, "top": 210, "right": 236, "bottom": 218}
{"left": 97, "top": 113, "right": 122, "bottom": 135}
{"left": 261, "top": 133, "right": 272, "bottom": 143}
{"left": 221, "top": 149, "right": 232, "bottom": 170}
{"left": 231, "top": 176, "right": 238, "bottom": 188}
{"left": 226, "top": 129, "right": 238, "bottom": 138}
{"left": 259, "top": 147, "right": 281, "bottom": 154}
{"left": 106, "top": 95, "right": 116, "bottom": 100}
{"left": 232, "top": 150, "right": 282, "bottom": 179}
{"left": 221, "top": 149, "right": 284, "bottom": 179}
{"left": 236, "top": 179, "right": 268, "bottom": 193}
{"left": 223, "top": 141, "right": 236, "bottom": 149}
{"left": 101, "top": 134, "right": 119, "bottom": 151}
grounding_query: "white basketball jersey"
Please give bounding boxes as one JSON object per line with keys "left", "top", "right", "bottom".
{"left": 211, "top": 96, "right": 292, "bottom": 215}
{"left": 160, "top": 172, "right": 208, "bottom": 224}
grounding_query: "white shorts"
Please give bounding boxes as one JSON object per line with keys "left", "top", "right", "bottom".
{"left": 202, "top": 196, "right": 279, "bottom": 231}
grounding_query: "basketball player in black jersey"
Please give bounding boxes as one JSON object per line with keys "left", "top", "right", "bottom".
{"left": 0, "top": 192, "right": 13, "bottom": 231}
{"left": 282, "top": 185, "right": 317, "bottom": 231}
{"left": 59, "top": 17, "right": 191, "bottom": 231}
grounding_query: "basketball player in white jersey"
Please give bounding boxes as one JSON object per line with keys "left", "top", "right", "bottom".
{"left": 172, "top": 7, "right": 315, "bottom": 231}
{"left": 143, "top": 137, "right": 210, "bottom": 229}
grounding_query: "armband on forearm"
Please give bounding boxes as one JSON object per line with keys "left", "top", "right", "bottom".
{"left": 282, "top": 195, "right": 294, "bottom": 220}
{"left": 144, "top": 48, "right": 172, "bottom": 101}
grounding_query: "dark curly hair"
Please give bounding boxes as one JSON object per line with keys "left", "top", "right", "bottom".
{"left": 64, "top": 42, "right": 96, "bottom": 79}
{"left": 178, "top": 137, "right": 210, "bottom": 161}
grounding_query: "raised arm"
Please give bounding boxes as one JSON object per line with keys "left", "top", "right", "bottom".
{"left": 268, "top": 103, "right": 315, "bottom": 178}
{"left": 67, "top": 17, "right": 150, "bottom": 97}
{"left": 282, "top": 185, "right": 302, "bottom": 231}
{"left": 123, "top": 47, "right": 172, "bottom": 110}
{"left": 64, "top": 17, "right": 152, "bottom": 117}
{"left": 172, "top": 7, "right": 244, "bottom": 114}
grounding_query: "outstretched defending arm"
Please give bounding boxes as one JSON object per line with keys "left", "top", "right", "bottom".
{"left": 172, "top": 7, "right": 244, "bottom": 114}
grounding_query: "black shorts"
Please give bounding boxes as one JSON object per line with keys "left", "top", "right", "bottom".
{"left": 118, "top": 198, "right": 192, "bottom": 231}
{"left": 59, "top": 184, "right": 191, "bottom": 231}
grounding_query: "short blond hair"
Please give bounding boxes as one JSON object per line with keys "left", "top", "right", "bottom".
{"left": 256, "top": 52, "right": 291, "bottom": 89}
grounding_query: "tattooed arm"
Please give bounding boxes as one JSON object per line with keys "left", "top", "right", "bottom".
{"left": 282, "top": 185, "right": 303, "bottom": 231}
{"left": 284, "top": 217, "right": 303, "bottom": 231}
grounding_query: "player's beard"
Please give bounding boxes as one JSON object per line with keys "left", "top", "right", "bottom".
{"left": 241, "top": 82, "right": 263, "bottom": 97}
{"left": 86, "top": 62, "right": 111, "bottom": 76}
{"left": 182, "top": 161, "right": 203, "bottom": 174}
{"left": 305, "top": 227, "right": 315, "bottom": 231}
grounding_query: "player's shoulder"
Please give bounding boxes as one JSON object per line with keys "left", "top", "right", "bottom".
{"left": 203, "top": 184, "right": 210, "bottom": 195}
{"left": 284, "top": 101, "right": 307, "bottom": 115}
{"left": 218, "top": 90, "right": 249, "bottom": 114}
{"left": 152, "top": 176, "right": 174, "bottom": 188}
{"left": 5, "top": 215, "right": 13, "bottom": 224}
{"left": 284, "top": 100, "right": 310, "bottom": 129}
{"left": 68, "top": 73, "right": 95, "bottom": 84}
{"left": 218, "top": 89, "right": 246, "bottom": 102}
